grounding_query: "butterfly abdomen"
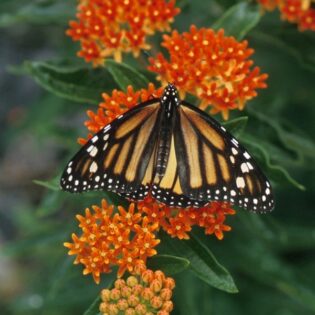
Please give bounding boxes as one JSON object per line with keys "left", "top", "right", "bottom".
{"left": 155, "top": 125, "right": 172, "bottom": 177}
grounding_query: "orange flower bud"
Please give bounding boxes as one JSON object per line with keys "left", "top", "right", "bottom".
{"left": 154, "top": 270, "right": 166, "bottom": 282}
{"left": 126, "top": 276, "right": 138, "bottom": 287}
{"left": 150, "top": 296, "right": 163, "bottom": 309}
{"left": 114, "top": 278, "right": 126, "bottom": 289}
{"left": 108, "top": 303, "right": 119, "bottom": 315}
{"left": 135, "top": 304, "right": 147, "bottom": 314}
{"left": 121, "top": 286, "right": 132, "bottom": 298}
{"left": 142, "top": 287, "right": 155, "bottom": 301}
{"left": 99, "top": 302, "right": 108, "bottom": 313}
{"left": 150, "top": 279, "right": 163, "bottom": 293}
{"left": 133, "top": 284, "right": 143, "bottom": 295}
{"left": 160, "top": 288, "right": 172, "bottom": 300}
{"left": 142, "top": 269, "right": 154, "bottom": 283}
{"left": 117, "top": 299, "right": 129, "bottom": 311}
{"left": 110, "top": 288, "right": 121, "bottom": 301}
{"left": 162, "top": 300, "right": 174, "bottom": 312}
{"left": 128, "top": 294, "right": 140, "bottom": 307}
{"left": 101, "top": 289, "right": 111, "bottom": 302}
{"left": 164, "top": 277, "right": 176, "bottom": 290}
{"left": 133, "top": 261, "right": 147, "bottom": 275}
{"left": 125, "top": 308, "right": 136, "bottom": 315}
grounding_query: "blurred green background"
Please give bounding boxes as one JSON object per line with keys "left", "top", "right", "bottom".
{"left": 1, "top": 0, "right": 315, "bottom": 314}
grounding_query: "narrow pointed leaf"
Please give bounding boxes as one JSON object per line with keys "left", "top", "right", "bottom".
{"left": 106, "top": 60, "right": 149, "bottom": 91}
{"left": 160, "top": 232, "right": 238, "bottom": 293}
{"left": 147, "top": 254, "right": 190, "bottom": 275}
{"left": 83, "top": 296, "right": 101, "bottom": 315}
{"left": 14, "top": 60, "right": 117, "bottom": 104}
{"left": 212, "top": 2, "right": 261, "bottom": 39}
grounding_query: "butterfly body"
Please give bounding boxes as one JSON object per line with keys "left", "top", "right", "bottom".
{"left": 61, "top": 84, "right": 274, "bottom": 212}
{"left": 155, "top": 85, "right": 180, "bottom": 178}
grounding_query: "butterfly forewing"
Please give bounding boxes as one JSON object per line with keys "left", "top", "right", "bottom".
{"left": 175, "top": 101, "right": 274, "bottom": 212}
{"left": 60, "top": 99, "right": 161, "bottom": 195}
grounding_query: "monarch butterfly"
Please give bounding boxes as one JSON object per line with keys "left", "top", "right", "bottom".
{"left": 60, "top": 83, "right": 274, "bottom": 212}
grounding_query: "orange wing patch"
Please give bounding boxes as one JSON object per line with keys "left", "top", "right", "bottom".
{"left": 181, "top": 106, "right": 225, "bottom": 150}
{"left": 115, "top": 104, "right": 159, "bottom": 139}
{"left": 179, "top": 110, "right": 202, "bottom": 188}
{"left": 203, "top": 143, "right": 217, "bottom": 185}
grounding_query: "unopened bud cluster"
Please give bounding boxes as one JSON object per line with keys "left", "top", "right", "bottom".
{"left": 100, "top": 267, "right": 175, "bottom": 315}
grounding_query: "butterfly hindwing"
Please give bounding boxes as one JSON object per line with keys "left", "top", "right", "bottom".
{"left": 60, "top": 99, "right": 162, "bottom": 195}
{"left": 175, "top": 101, "right": 274, "bottom": 212}
{"left": 151, "top": 133, "right": 207, "bottom": 208}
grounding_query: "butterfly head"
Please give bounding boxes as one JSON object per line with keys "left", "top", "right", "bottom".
{"left": 161, "top": 83, "right": 181, "bottom": 110}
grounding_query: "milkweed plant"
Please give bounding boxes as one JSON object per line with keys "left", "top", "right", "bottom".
{"left": 2, "top": 1, "right": 315, "bottom": 315}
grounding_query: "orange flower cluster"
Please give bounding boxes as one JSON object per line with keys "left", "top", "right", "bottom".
{"left": 258, "top": 0, "right": 315, "bottom": 31}
{"left": 67, "top": 0, "right": 180, "bottom": 66}
{"left": 147, "top": 25, "right": 268, "bottom": 120}
{"left": 79, "top": 83, "right": 163, "bottom": 145}
{"left": 64, "top": 200, "right": 160, "bottom": 283}
{"left": 64, "top": 198, "right": 235, "bottom": 282}
{"left": 100, "top": 266, "right": 175, "bottom": 315}
{"left": 138, "top": 196, "right": 236, "bottom": 240}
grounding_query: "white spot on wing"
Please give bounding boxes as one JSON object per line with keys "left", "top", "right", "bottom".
{"left": 243, "top": 151, "right": 250, "bottom": 159}
{"left": 91, "top": 136, "right": 98, "bottom": 143}
{"left": 236, "top": 177, "right": 245, "bottom": 188}
{"left": 87, "top": 145, "right": 94, "bottom": 153}
{"left": 89, "top": 161, "right": 98, "bottom": 173}
{"left": 241, "top": 163, "right": 249, "bottom": 173}
{"left": 90, "top": 146, "right": 98, "bottom": 157}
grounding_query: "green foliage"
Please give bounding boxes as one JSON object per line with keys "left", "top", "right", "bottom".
{"left": 212, "top": 2, "right": 261, "bottom": 39}
{"left": 1, "top": 0, "right": 315, "bottom": 315}
{"left": 160, "top": 232, "right": 238, "bottom": 293}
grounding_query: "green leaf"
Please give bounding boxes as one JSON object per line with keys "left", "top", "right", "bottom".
{"left": 83, "top": 296, "right": 101, "bottom": 315}
{"left": 252, "top": 31, "right": 315, "bottom": 73}
{"left": 13, "top": 60, "right": 117, "bottom": 104}
{"left": 232, "top": 241, "right": 315, "bottom": 312}
{"left": 243, "top": 135, "right": 306, "bottom": 190}
{"left": 0, "top": 0, "right": 76, "bottom": 27}
{"left": 247, "top": 107, "right": 315, "bottom": 162}
{"left": 106, "top": 60, "right": 149, "bottom": 91}
{"left": 160, "top": 232, "right": 238, "bottom": 293}
{"left": 212, "top": 2, "right": 261, "bottom": 39}
{"left": 223, "top": 116, "right": 248, "bottom": 137}
{"left": 147, "top": 255, "right": 190, "bottom": 275}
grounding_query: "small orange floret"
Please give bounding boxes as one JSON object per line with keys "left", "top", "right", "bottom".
{"left": 67, "top": 0, "right": 180, "bottom": 66}
{"left": 147, "top": 25, "right": 268, "bottom": 119}
{"left": 258, "top": 0, "right": 315, "bottom": 31}
{"left": 64, "top": 200, "right": 160, "bottom": 283}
